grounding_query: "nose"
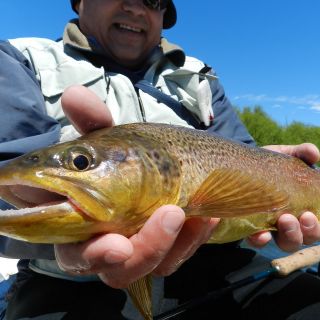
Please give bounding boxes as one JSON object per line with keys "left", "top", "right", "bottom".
{"left": 122, "top": 0, "right": 146, "bottom": 16}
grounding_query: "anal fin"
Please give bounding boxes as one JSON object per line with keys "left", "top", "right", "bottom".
{"left": 127, "top": 274, "right": 152, "bottom": 320}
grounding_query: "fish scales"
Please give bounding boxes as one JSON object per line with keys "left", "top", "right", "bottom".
{"left": 0, "top": 122, "right": 319, "bottom": 320}
{"left": 0, "top": 122, "right": 319, "bottom": 244}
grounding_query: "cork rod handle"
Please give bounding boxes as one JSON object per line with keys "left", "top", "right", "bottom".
{"left": 271, "top": 245, "right": 320, "bottom": 276}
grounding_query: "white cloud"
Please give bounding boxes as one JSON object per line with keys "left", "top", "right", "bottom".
{"left": 311, "top": 104, "right": 320, "bottom": 112}
{"left": 232, "top": 94, "right": 320, "bottom": 112}
{"left": 233, "top": 94, "right": 267, "bottom": 101}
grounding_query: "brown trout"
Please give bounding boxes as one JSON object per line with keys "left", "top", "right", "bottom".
{"left": 0, "top": 122, "right": 319, "bottom": 319}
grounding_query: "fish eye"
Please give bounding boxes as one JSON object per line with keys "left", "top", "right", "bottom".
{"left": 69, "top": 153, "right": 93, "bottom": 171}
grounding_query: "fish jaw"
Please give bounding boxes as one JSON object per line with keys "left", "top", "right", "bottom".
{"left": 0, "top": 200, "right": 98, "bottom": 243}
{"left": 0, "top": 161, "right": 115, "bottom": 222}
{"left": 0, "top": 176, "right": 115, "bottom": 244}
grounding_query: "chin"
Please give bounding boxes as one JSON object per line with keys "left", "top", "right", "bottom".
{"left": 116, "top": 55, "right": 145, "bottom": 69}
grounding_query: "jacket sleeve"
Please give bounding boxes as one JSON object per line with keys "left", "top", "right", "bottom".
{"left": 0, "top": 40, "right": 60, "bottom": 259}
{"left": 0, "top": 40, "right": 60, "bottom": 161}
{"left": 206, "top": 76, "right": 255, "bottom": 146}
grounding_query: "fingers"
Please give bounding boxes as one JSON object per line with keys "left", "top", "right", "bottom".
{"left": 274, "top": 214, "right": 304, "bottom": 252}
{"left": 249, "top": 212, "right": 320, "bottom": 252}
{"left": 261, "top": 144, "right": 320, "bottom": 251}
{"left": 99, "top": 205, "right": 185, "bottom": 288}
{"left": 299, "top": 211, "right": 320, "bottom": 245}
{"left": 274, "top": 212, "right": 320, "bottom": 252}
{"left": 55, "top": 233, "right": 134, "bottom": 274}
{"left": 264, "top": 143, "right": 320, "bottom": 165}
{"left": 246, "top": 231, "right": 272, "bottom": 248}
{"left": 293, "top": 143, "right": 320, "bottom": 165}
{"left": 61, "top": 85, "right": 114, "bottom": 134}
{"left": 55, "top": 205, "right": 185, "bottom": 288}
{"left": 152, "top": 217, "right": 220, "bottom": 276}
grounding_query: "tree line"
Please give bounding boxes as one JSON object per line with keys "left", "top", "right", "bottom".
{"left": 237, "top": 106, "right": 320, "bottom": 151}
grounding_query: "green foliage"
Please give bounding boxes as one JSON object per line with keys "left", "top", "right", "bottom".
{"left": 236, "top": 106, "right": 320, "bottom": 151}
{"left": 238, "top": 106, "right": 283, "bottom": 146}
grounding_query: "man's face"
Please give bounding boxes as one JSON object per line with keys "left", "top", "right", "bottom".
{"left": 77, "top": 0, "right": 165, "bottom": 68}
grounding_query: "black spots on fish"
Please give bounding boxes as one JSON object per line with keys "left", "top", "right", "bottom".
{"left": 149, "top": 150, "right": 161, "bottom": 161}
{"left": 146, "top": 150, "right": 161, "bottom": 164}
{"left": 160, "top": 160, "right": 171, "bottom": 174}
{"left": 168, "top": 140, "right": 173, "bottom": 146}
{"left": 146, "top": 149, "right": 181, "bottom": 180}
{"left": 146, "top": 150, "right": 164, "bottom": 176}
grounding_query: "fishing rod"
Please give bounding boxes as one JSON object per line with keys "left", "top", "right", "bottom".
{"left": 154, "top": 245, "right": 320, "bottom": 320}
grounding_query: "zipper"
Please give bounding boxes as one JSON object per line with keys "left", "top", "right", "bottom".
{"left": 136, "top": 89, "right": 146, "bottom": 122}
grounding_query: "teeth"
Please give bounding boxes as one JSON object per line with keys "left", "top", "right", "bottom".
{"left": 119, "top": 24, "right": 142, "bottom": 33}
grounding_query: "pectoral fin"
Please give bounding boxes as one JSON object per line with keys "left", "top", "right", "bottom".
{"left": 185, "top": 169, "right": 289, "bottom": 218}
{"left": 127, "top": 274, "right": 152, "bottom": 320}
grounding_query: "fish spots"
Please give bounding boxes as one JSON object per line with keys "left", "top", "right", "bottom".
{"left": 146, "top": 150, "right": 163, "bottom": 167}
{"left": 145, "top": 148, "right": 181, "bottom": 185}
{"left": 160, "top": 160, "right": 171, "bottom": 175}
{"left": 151, "top": 150, "right": 160, "bottom": 161}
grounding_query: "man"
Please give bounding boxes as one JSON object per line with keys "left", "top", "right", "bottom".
{"left": 1, "top": 0, "right": 320, "bottom": 319}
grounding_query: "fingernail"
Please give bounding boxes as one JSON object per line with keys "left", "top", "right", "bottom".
{"left": 55, "top": 249, "right": 91, "bottom": 273}
{"left": 161, "top": 211, "right": 184, "bottom": 235}
{"left": 257, "top": 232, "right": 273, "bottom": 244}
{"left": 301, "top": 215, "right": 316, "bottom": 229}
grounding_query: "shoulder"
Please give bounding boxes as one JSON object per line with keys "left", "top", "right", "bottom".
{"left": 0, "top": 40, "right": 26, "bottom": 60}
{"left": 9, "top": 37, "right": 62, "bottom": 53}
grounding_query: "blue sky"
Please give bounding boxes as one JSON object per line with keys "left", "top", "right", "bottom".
{"left": 1, "top": 0, "right": 319, "bottom": 127}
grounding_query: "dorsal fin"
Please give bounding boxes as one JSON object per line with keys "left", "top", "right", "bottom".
{"left": 127, "top": 275, "right": 152, "bottom": 320}
{"left": 185, "top": 168, "right": 290, "bottom": 218}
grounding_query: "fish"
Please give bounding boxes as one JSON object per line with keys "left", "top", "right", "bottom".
{"left": 0, "top": 122, "right": 319, "bottom": 319}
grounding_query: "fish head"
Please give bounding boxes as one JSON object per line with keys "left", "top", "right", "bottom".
{"left": 0, "top": 128, "right": 181, "bottom": 243}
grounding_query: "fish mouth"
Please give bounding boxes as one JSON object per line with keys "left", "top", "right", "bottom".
{"left": 0, "top": 184, "right": 98, "bottom": 243}
{"left": 4, "top": 185, "right": 68, "bottom": 208}
{"left": 0, "top": 184, "right": 81, "bottom": 214}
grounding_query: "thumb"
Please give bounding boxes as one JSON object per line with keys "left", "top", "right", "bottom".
{"left": 61, "top": 85, "right": 114, "bottom": 134}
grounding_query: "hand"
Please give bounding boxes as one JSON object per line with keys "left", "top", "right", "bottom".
{"left": 247, "top": 143, "right": 320, "bottom": 252}
{"left": 55, "top": 85, "right": 219, "bottom": 288}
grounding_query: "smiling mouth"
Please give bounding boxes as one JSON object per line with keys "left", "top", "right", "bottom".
{"left": 116, "top": 23, "right": 144, "bottom": 33}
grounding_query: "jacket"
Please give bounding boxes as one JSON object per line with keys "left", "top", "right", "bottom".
{"left": 0, "top": 21, "right": 254, "bottom": 277}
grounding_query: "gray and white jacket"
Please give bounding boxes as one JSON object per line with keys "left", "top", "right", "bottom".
{"left": 0, "top": 20, "right": 254, "bottom": 279}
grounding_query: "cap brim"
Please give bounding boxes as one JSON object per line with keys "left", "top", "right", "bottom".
{"left": 163, "top": 1, "right": 177, "bottom": 29}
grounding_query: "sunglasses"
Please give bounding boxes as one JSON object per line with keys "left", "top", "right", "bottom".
{"left": 143, "top": 0, "right": 168, "bottom": 10}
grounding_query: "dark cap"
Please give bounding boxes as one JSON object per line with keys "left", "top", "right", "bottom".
{"left": 70, "top": 0, "right": 176, "bottom": 29}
